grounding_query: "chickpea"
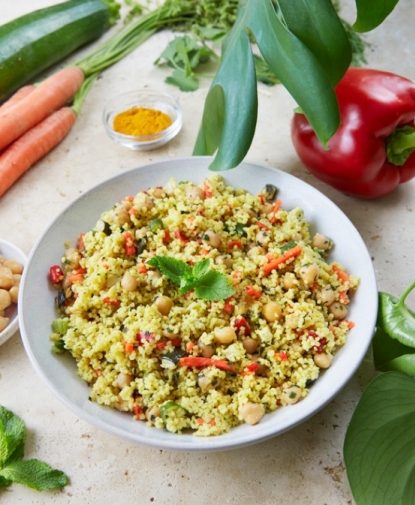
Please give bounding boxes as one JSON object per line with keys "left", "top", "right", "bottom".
{"left": 234, "top": 299, "right": 251, "bottom": 316}
{"left": 314, "top": 352, "right": 334, "bottom": 369}
{"left": 0, "top": 289, "right": 11, "bottom": 311}
{"left": 112, "top": 205, "right": 130, "bottom": 225}
{"left": 0, "top": 316, "right": 9, "bottom": 332}
{"left": 262, "top": 301, "right": 282, "bottom": 322}
{"left": 215, "top": 255, "right": 232, "bottom": 269}
{"left": 155, "top": 295, "right": 174, "bottom": 316}
{"left": 114, "top": 399, "right": 130, "bottom": 412}
{"left": 146, "top": 405, "right": 161, "bottom": 423}
{"left": 198, "top": 338, "right": 215, "bottom": 358}
{"left": 239, "top": 403, "right": 264, "bottom": 425}
{"left": 116, "top": 373, "right": 134, "bottom": 389}
{"left": 9, "top": 286, "right": 19, "bottom": 304}
{"left": 0, "top": 266, "right": 14, "bottom": 290}
{"left": 197, "top": 372, "right": 220, "bottom": 392}
{"left": 186, "top": 185, "right": 205, "bottom": 201}
{"left": 281, "top": 385, "right": 302, "bottom": 405}
{"left": 13, "top": 274, "right": 21, "bottom": 286}
{"left": 312, "top": 233, "right": 332, "bottom": 250}
{"left": 291, "top": 339, "right": 305, "bottom": 355}
{"left": 152, "top": 187, "right": 165, "bottom": 198}
{"left": 135, "top": 192, "right": 154, "bottom": 210}
{"left": 214, "top": 326, "right": 237, "bottom": 345}
{"left": 328, "top": 301, "right": 348, "bottom": 320}
{"left": 256, "top": 230, "right": 270, "bottom": 247}
{"left": 261, "top": 203, "right": 274, "bottom": 215}
{"left": 299, "top": 264, "right": 320, "bottom": 286}
{"left": 247, "top": 245, "right": 265, "bottom": 258}
{"left": 283, "top": 272, "right": 297, "bottom": 290}
{"left": 121, "top": 271, "right": 138, "bottom": 292}
{"left": 242, "top": 338, "right": 259, "bottom": 354}
{"left": 315, "top": 287, "right": 336, "bottom": 306}
{"left": 63, "top": 248, "right": 81, "bottom": 270}
{"left": 203, "top": 229, "right": 222, "bottom": 248}
{"left": 285, "top": 314, "right": 300, "bottom": 329}
{"left": 3, "top": 260, "right": 23, "bottom": 275}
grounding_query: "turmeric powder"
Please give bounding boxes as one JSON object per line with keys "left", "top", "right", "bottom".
{"left": 113, "top": 107, "right": 172, "bottom": 136}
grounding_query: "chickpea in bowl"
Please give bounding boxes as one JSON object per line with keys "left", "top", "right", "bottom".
{"left": 0, "top": 239, "right": 26, "bottom": 346}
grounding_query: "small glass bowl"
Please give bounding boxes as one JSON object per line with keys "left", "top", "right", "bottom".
{"left": 102, "top": 90, "right": 183, "bottom": 151}
{"left": 0, "top": 238, "right": 27, "bottom": 346}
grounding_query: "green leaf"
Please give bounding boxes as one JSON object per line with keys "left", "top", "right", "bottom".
{"left": 194, "top": 0, "right": 343, "bottom": 170}
{"left": 0, "top": 407, "right": 25, "bottom": 468}
{"left": 0, "top": 459, "right": 68, "bottom": 491}
{"left": 353, "top": 0, "right": 400, "bottom": 32}
{"left": 165, "top": 70, "right": 200, "bottom": 92}
{"left": 344, "top": 372, "right": 415, "bottom": 505}
{"left": 192, "top": 259, "right": 210, "bottom": 279}
{"left": 373, "top": 326, "right": 415, "bottom": 375}
{"left": 194, "top": 270, "right": 235, "bottom": 300}
{"left": 147, "top": 256, "right": 191, "bottom": 285}
{"left": 277, "top": 0, "right": 351, "bottom": 86}
{"left": 377, "top": 280, "right": 415, "bottom": 348}
{"left": 193, "top": 4, "right": 258, "bottom": 170}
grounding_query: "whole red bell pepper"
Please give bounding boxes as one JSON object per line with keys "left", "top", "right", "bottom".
{"left": 291, "top": 67, "right": 415, "bottom": 199}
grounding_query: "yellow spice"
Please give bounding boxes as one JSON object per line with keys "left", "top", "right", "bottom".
{"left": 113, "top": 107, "right": 172, "bottom": 136}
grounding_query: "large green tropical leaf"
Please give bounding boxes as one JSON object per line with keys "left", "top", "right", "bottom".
{"left": 194, "top": 0, "right": 351, "bottom": 171}
{"left": 277, "top": 0, "right": 351, "bottom": 86}
{"left": 353, "top": 0, "right": 400, "bottom": 32}
{"left": 344, "top": 372, "right": 415, "bottom": 505}
{"left": 373, "top": 326, "right": 415, "bottom": 375}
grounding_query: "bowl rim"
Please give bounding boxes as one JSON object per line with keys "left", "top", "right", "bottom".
{"left": 102, "top": 89, "right": 183, "bottom": 142}
{"left": 0, "top": 238, "right": 27, "bottom": 346}
{"left": 18, "top": 156, "right": 378, "bottom": 451}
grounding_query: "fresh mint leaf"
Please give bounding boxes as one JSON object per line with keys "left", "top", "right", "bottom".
{"left": 192, "top": 259, "right": 210, "bottom": 279}
{"left": 0, "top": 407, "right": 25, "bottom": 467}
{"left": 194, "top": 270, "right": 235, "bottom": 300}
{"left": 1, "top": 459, "right": 68, "bottom": 491}
{"left": 0, "top": 406, "right": 68, "bottom": 491}
{"left": 149, "top": 256, "right": 234, "bottom": 300}
{"left": 165, "top": 71, "right": 199, "bottom": 92}
{"left": 147, "top": 256, "right": 191, "bottom": 285}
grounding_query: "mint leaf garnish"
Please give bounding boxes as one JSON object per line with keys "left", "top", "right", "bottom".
{"left": 149, "top": 256, "right": 235, "bottom": 301}
{"left": 194, "top": 270, "right": 236, "bottom": 300}
{"left": 0, "top": 406, "right": 68, "bottom": 491}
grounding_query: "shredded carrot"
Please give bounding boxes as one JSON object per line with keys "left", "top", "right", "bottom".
{"left": 347, "top": 320, "right": 355, "bottom": 330}
{"left": 0, "top": 106, "right": 77, "bottom": 197}
{"left": 124, "top": 342, "right": 134, "bottom": 353}
{"left": 137, "top": 264, "right": 147, "bottom": 273}
{"left": 0, "top": 67, "right": 84, "bottom": 152}
{"left": 339, "top": 290, "right": 350, "bottom": 304}
{"left": 186, "top": 342, "right": 195, "bottom": 353}
{"left": 196, "top": 418, "right": 205, "bottom": 425}
{"left": 244, "top": 285, "right": 262, "bottom": 298}
{"left": 257, "top": 222, "right": 270, "bottom": 231}
{"left": 0, "top": 85, "right": 36, "bottom": 112}
{"left": 272, "top": 199, "right": 282, "bottom": 214}
{"left": 199, "top": 248, "right": 210, "bottom": 256}
{"left": 332, "top": 264, "right": 350, "bottom": 284}
{"left": 203, "top": 179, "right": 213, "bottom": 198}
{"left": 262, "top": 245, "right": 302, "bottom": 275}
{"left": 67, "top": 272, "right": 84, "bottom": 284}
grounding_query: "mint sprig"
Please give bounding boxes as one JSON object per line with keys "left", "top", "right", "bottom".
{"left": 0, "top": 406, "right": 68, "bottom": 491}
{"left": 147, "top": 256, "right": 235, "bottom": 300}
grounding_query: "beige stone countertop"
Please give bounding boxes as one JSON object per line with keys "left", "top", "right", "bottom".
{"left": 1, "top": 1, "right": 415, "bottom": 503}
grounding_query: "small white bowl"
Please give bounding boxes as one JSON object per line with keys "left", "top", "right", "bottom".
{"left": 103, "top": 90, "right": 183, "bottom": 151}
{"left": 0, "top": 239, "right": 27, "bottom": 346}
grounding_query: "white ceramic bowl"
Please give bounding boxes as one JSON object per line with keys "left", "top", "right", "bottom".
{"left": 102, "top": 90, "right": 182, "bottom": 151}
{"left": 0, "top": 239, "right": 27, "bottom": 346}
{"left": 19, "top": 157, "right": 377, "bottom": 452}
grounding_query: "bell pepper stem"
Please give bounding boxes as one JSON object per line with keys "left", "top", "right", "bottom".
{"left": 397, "top": 278, "right": 415, "bottom": 309}
{"left": 385, "top": 125, "right": 415, "bottom": 166}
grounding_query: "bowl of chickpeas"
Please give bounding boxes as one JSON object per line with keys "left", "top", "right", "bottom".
{"left": 0, "top": 239, "right": 26, "bottom": 346}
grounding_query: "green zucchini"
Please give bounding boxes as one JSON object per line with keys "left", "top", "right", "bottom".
{"left": 0, "top": 0, "right": 113, "bottom": 103}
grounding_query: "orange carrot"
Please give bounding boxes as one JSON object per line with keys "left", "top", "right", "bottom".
{"left": 332, "top": 264, "right": 350, "bottom": 284}
{"left": 0, "top": 106, "right": 76, "bottom": 197}
{"left": 0, "top": 85, "right": 36, "bottom": 112}
{"left": 262, "top": 245, "right": 302, "bottom": 275}
{"left": 0, "top": 66, "right": 84, "bottom": 152}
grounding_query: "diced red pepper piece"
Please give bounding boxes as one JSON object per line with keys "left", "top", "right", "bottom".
{"left": 49, "top": 265, "right": 64, "bottom": 285}
{"left": 228, "top": 240, "right": 243, "bottom": 249}
{"left": 179, "top": 356, "right": 234, "bottom": 371}
{"left": 124, "top": 232, "right": 136, "bottom": 256}
{"left": 232, "top": 316, "right": 251, "bottom": 336}
{"left": 103, "top": 297, "right": 120, "bottom": 307}
{"left": 244, "top": 285, "right": 262, "bottom": 299}
{"left": 174, "top": 230, "right": 189, "bottom": 243}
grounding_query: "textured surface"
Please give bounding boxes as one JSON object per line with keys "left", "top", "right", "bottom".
{"left": 1, "top": 1, "right": 414, "bottom": 503}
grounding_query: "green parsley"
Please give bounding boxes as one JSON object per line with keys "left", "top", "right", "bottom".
{"left": 0, "top": 406, "right": 68, "bottom": 491}
{"left": 147, "top": 256, "right": 235, "bottom": 301}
